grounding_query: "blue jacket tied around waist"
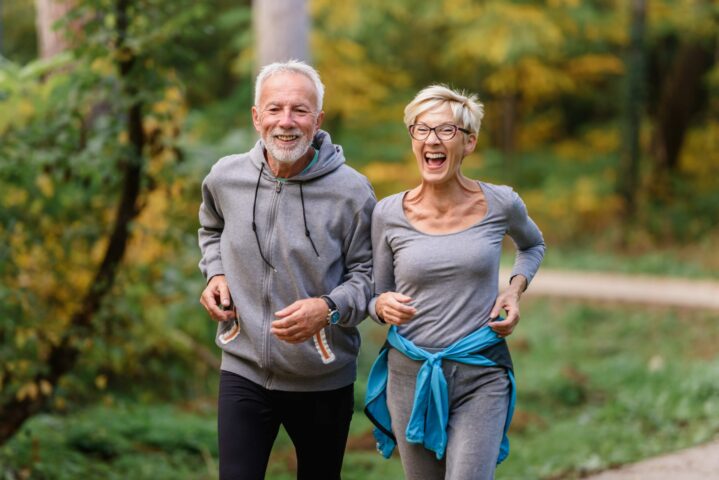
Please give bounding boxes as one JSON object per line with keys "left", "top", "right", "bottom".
{"left": 363, "top": 325, "right": 516, "bottom": 462}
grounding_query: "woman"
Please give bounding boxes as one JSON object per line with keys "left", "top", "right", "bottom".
{"left": 364, "top": 85, "right": 545, "bottom": 479}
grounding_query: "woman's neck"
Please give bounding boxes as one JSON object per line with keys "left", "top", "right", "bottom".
{"left": 407, "top": 174, "right": 482, "bottom": 211}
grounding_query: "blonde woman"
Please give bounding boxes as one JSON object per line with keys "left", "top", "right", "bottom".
{"left": 365, "top": 85, "right": 545, "bottom": 479}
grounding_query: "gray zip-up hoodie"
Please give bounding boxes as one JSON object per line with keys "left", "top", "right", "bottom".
{"left": 198, "top": 130, "right": 376, "bottom": 391}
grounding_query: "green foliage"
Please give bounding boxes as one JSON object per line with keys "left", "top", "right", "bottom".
{"left": 0, "top": 404, "right": 218, "bottom": 479}
{"left": 0, "top": 0, "right": 216, "bottom": 417}
{"left": 2, "top": 299, "right": 718, "bottom": 478}
{"left": 1, "top": 0, "right": 718, "bottom": 465}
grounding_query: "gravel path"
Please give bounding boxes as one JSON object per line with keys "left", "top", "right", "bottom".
{"left": 499, "top": 268, "right": 719, "bottom": 478}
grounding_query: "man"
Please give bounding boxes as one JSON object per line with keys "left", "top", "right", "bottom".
{"left": 198, "top": 60, "right": 376, "bottom": 480}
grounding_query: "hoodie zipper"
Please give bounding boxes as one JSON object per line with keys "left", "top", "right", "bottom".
{"left": 260, "top": 179, "right": 284, "bottom": 386}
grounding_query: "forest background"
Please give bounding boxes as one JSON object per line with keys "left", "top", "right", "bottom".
{"left": 1, "top": 0, "right": 718, "bottom": 478}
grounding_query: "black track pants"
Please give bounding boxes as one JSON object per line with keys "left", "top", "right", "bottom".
{"left": 218, "top": 370, "right": 354, "bottom": 480}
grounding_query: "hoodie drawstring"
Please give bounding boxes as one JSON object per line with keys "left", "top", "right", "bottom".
{"left": 252, "top": 162, "right": 320, "bottom": 272}
{"left": 252, "top": 163, "right": 277, "bottom": 272}
{"left": 299, "top": 183, "right": 320, "bottom": 257}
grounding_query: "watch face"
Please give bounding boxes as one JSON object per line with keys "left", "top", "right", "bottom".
{"left": 329, "top": 310, "right": 341, "bottom": 325}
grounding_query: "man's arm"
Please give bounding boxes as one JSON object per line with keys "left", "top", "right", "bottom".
{"left": 325, "top": 192, "right": 377, "bottom": 327}
{"left": 198, "top": 174, "right": 234, "bottom": 322}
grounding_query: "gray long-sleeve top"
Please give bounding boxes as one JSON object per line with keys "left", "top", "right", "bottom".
{"left": 369, "top": 182, "right": 545, "bottom": 349}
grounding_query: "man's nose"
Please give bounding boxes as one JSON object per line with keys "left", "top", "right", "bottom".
{"left": 278, "top": 108, "right": 296, "bottom": 127}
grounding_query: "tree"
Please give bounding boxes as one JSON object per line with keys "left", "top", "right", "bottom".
{"left": 254, "top": 0, "right": 309, "bottom": 67}
{"left": 0, "top": 0, "right": 202, "bottom": 445}
{"left": 618, "top": 0, "right": 647, "bottom": 221}
{"left": 34, "top": 0, "right": 74, "bottom": 58}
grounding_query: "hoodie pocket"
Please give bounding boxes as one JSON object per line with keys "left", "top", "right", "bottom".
{"left": 217, "top": 317, "right": 241, "bottom": 345}
{"left": 312, "top": 327, "right": 336, "bottom": 364}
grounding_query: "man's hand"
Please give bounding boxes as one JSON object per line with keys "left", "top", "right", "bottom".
{"left": 375, "top": 292, "right": 416, "bottom": 326}
{"left": 488, "top": 275, "right": 527, "bottom": 338}
{"left": 272, "top": 298, "right": 329, "bottom": 344}
{"left": 199, "top": 275, "right": 236, "bottom": 322}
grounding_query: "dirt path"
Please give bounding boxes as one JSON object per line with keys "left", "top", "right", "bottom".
{"left": 582, "top": 439, "right": 719, "bottom": 479}
{"left": 499, "top": 268, "right": 719, "bottom": 311}
{"left": 500, "top": 268, "right": 719, "bottom": 478}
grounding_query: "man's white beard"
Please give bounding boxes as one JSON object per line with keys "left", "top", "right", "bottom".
{"left": 265, "top": 129, "right": 313, "bottom": 165}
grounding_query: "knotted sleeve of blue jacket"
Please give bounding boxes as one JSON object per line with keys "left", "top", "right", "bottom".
{"left": 364, "top": 325, "right": 516, "bottom": 462}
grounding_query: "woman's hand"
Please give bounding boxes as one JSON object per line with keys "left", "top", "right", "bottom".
{"left": 488, "top": 275, "right": 527, "bottom": 338}
{"left": 376, "top": 292, "right": 417, "bottom": 326}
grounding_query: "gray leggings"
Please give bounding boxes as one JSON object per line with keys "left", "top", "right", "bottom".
{"left": 386, "top": 348, "right": 510, "bottom": 480}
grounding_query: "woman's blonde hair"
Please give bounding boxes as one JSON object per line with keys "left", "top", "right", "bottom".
{"left": 403, "top": 85, "right": 484, "bottom": 135}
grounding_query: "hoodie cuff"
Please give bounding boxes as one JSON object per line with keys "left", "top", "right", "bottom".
{"left": 204, "top": 264, "right": 225, "bottom": 284}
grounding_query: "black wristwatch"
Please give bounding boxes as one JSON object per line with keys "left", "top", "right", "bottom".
{"left": 321, "top": 295, "right": 341, "bottom": 325}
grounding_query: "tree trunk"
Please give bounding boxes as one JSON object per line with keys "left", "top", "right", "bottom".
{"left": 618, "top": 0, "right": 646, "bottom": 221}
{"left": 649, "top": 41, "right": 714, "bottom": 199}
{"left": 253, "top": 0, "right": 310, "bottom": 69}
{"left": 0, "top": 0, "right": 145, "bottom": 446}
{"left": 34, "top": 0, "right": 75, "bottom": 58}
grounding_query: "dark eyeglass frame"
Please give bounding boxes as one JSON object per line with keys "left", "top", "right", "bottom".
{"left": 408, "top": 123, "right": 471, "bottom": 141}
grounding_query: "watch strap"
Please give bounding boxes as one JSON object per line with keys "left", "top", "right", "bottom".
{"left": 321, "top": 295, "right": 338, "bottom": 311}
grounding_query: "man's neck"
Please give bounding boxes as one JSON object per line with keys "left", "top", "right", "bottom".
{"left": 266, "top": 148, "right": 315, "bottom": 179}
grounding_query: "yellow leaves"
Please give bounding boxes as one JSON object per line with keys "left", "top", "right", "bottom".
{"left": 16, "top": 382, "right": 39, "bottom": 401}
{"left": 362, "top": 157, "right": 420, "bottom": 198}
{"left": 16, "top": 380, "right": 52, "bottom": 401}
{"left": 126, "top": 188, "right": 170, "bottom": 265}
{"left": 453, "top": 2, "right": 564, "bottom": 65}
{"left": 54, "top": 396, "right": 67, "bottom": 411}
{"left": 311, "top": 0, "right": 360, "bottom": 28}
{"left": 39, "top": 380, "right": 53, "bottom": 396}
{"left": 363, "top": 161, "right": 415, "bottom": 184}
{"left": 679, "top": 120, "right": 719, "bottom": 192}
{"left": 18, "top": 99, "right": 35, "bottom": 119}
{"left": 95, "top": 375, "right": 108, "bottom": 390}
{"left": 485, "top": 59, "right": 574, "bottom": 101}
{"left": 314, "top": 36, "right": 410, "bottom": 122}
{"left": 14, "top": 328, "right": 35, "bottom": 348}
{"left": 35, "top": 174, "right": 55, "bottom": 198}
{"left": 554, "top": 128, "right": 620, "bottom": 161}
{"left": 518, "top": 111, "right": 563, "bottom": 148}
{"left": 548, "top": 0, "right": 580, "bottom": 6}
{"left": 566, "top": 54, "right": 624, "bottom": 81}
{"left": 573, "top": 176, "right": 602, "bottom": 214}
{"left": 90, "top": 57, "right": 115, "bottom": 75}
{"left": 4, "top": 186, "right": 29, "bottom": 207}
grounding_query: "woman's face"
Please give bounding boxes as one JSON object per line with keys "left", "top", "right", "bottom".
{"left": 410, "top": 104, "right": 477, "bottom": 186}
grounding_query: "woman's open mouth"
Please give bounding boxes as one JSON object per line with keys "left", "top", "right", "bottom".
{"left": 424, "top": 152, "right": 447, "bottom": 169}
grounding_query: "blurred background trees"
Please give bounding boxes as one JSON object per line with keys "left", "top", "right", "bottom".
{"left": 0, "top": 0, "right": 718, "bottom": 477}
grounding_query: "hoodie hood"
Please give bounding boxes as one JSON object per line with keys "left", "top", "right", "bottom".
{"left": 249, "top": 129, "right": 345, "bottom": 183}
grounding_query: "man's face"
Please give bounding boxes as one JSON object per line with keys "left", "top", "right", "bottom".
{"left": 252, "top": 72, "right": 324, "bottom": 165}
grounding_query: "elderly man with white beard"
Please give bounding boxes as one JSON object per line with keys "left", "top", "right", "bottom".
{"left": 198, "top": 60, "right": 376, "bottom": 480}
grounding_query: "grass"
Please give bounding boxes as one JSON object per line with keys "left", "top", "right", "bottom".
{"left": 2, "top": 299, "right": 718, "bottom": 479}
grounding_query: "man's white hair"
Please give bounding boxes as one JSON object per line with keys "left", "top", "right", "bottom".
{"left": 254, "top": 60, "right": 325, "bottom": 112}
{"left": 403, "top": 84, "right": 484, "bottom": 135}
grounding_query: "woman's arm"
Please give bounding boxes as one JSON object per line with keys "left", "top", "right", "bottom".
{"left": 489, "top": 190, "right": 545, "bottom": 337}
{"left": 368, "top": 206, "right": 416, "bottom": 325}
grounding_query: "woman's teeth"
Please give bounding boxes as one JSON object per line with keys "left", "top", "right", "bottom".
{"left": 425, "top": 152, "right": 446, "bottom": 167}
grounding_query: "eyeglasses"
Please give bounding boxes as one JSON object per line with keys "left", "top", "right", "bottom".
{"left": 408, "top": 123, "right": 471, "bottom": 141}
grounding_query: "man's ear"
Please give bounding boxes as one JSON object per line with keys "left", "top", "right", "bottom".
{"left": 315, "top": 110, "right": 325, "bottom": 130}
{"left": 251, "top": 106, "right": 261, "bottom": 133}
